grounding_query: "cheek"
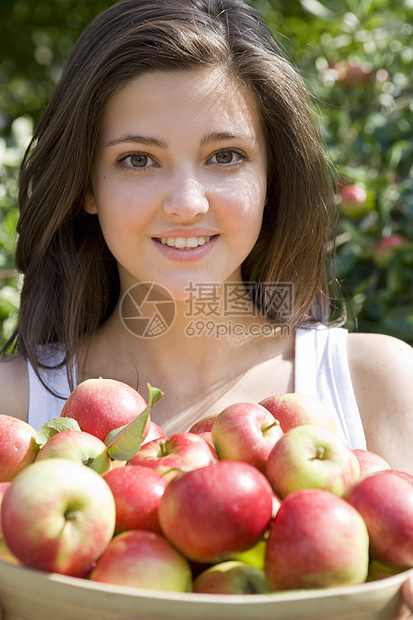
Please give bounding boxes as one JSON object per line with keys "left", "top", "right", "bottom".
{"left": 94, "top": 181, "right": 153, "bottom": 231}
{"left": 218, "top": 174, "right": 266, "bottom": 231}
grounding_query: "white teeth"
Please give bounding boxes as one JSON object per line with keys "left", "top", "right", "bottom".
{"left": 187, "top": 237, "right": 199, "bottom": 248}
{"left": 160, "top": 236, "right": 211, "bottom": 249}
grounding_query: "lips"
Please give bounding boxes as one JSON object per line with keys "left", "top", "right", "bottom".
{"left": 152, "top": 233, "right": 219, "bottom": 260}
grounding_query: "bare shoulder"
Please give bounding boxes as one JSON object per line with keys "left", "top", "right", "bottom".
{"left": 0, "top": 354, "right": 29, "bottom": 422}
{"left": 347, "top": 332, "right": 413, "bottom": 472}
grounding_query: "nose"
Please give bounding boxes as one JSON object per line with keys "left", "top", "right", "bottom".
{"left": 163, "top": 171, "right": 209, "bottom": 219}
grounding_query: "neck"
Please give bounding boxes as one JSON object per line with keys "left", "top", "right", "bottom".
{"left": 78, "top": 293, "right": 295, "bottom": 432}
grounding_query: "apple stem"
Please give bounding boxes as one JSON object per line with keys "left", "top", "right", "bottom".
{"left": 315, "top": 446, "right": 325, "bottom": 460}
{"left": 64, "top": 510, "right": 81, "bottom": 522}
{"left": 82, "top": 457, "right": 95, "bottom": 467}
{"left": 262, "top": 420, "right": 280, "bottom": 433}
{"left": 159, "top": 439, "right": 169, "bottom": 457}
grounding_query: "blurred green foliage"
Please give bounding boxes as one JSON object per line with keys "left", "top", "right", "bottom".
{"left": 0, "top": 0, "right": 412, "bottom": 345}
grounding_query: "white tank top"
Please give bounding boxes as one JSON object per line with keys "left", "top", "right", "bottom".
{"left": 27, "top": 326, "right": 367, "bottom": 449}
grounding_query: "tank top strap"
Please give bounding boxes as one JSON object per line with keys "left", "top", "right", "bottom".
{"left": 295, "top": 325, "right": 367, "bottom": 449}
{"left": 27, "top": 346, "right": 74, "bottom": 430}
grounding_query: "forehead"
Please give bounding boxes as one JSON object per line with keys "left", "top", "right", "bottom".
{"left": 99, "top": 67, "right": 264, "bottom": 140}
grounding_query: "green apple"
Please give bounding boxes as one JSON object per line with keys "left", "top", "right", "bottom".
{"left": 1, "top": 458, "right": 116, "bottom": 575}
{"left": 35, "top": 430, "right": 112, "bottom": 474}
{"left": 265, "top": 424, "right": 360, "bottom": 497}
{"left": 231, "top": 539, "right": 267, "bottom": 570}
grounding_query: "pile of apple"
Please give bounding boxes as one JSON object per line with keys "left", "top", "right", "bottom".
{"left": 0, "top": 378, "right": 413, "bottom": 596}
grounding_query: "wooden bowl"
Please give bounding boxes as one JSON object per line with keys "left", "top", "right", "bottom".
{"left": 0, "top": 561, "right": 411, "bottom": 620}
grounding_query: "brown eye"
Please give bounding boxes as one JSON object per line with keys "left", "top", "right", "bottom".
{"left": 215, "top": 151, "right": 234, "bottom": 164}
{"left": 130, "top": 154, "right": 149, "bottom": 167}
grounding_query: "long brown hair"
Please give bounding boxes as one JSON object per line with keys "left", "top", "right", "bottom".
{"left": 5, "top": 0, "right": 339, "bottom": 389}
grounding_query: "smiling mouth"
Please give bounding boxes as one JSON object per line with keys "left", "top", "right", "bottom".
{"left": 155, "top": 236, "right": 216, "bottom": 249}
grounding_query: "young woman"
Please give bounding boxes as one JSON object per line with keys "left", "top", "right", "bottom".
{"left": 0, "top": 1, "right": 412, "bottom": 470}
{"left": 1, "top": 0, "right": 413, "bottom": 613}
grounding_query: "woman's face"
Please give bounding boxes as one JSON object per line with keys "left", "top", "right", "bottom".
{"left": 86, "top": 67, "right": 268, "bottom": 301}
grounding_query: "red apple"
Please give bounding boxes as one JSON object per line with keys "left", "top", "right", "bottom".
{"left": 196, "top": 431, "right": 215, "bottom": 449}
{"left": 188, "top": 414, "right": 219, "bottom": 449}
{"left": 211, "top": 402, "right": 283, "bottom": 471}
{"left": 188, "top": 413, "right": 219, "bottom": 434}
{"left": 0, "top": 482, "right": 19, "bottom": 565}
{"left": 265, "top": 424, "right": 360, "bottom": 497}
{"left": 265, "top": 489, "right": 369, "bottom": 590}
{"left": 60, "top": 378, "right": 149, "bottom": 443}
{"left": 352, "top": 448, "right": 391, "bottom": 478}
{"left": 339, "top": 184, "right": 368, "bottom": 218}
{"left": 390, "top": 470, "right": 413, "bottom": 484}
{"left": 259, "top": 393, "right": 337, "bottom": 434}
{"left": 90, "top": 529, "right": 192, "bottom": 592}
{"left": 35, "top": 430, "right": 112, "bottom": 474}
{"left": 103, "top": 465, "right": 168, "bottom": 535}
{"left": 142, "top": 420, "right": 165, "bottom": 445}
{"left": 373, "top": 234, "right": 407, "bottom": 268}
{"left": 193, "top": 560, "right": 271, "bottom": 594}
{"left": 345, "top": 470, "right": 413, "bottom": 567}
{"left": 1, "top": 458, "right": 116, "bottom": 575}
{"left": 158, "top": 460, "right": 273, "bottom": 563}
{"left": 0, "top": 415, "right": 39, "bottom": 481}
{"left": 127, "top": 432, "right": 217, "bottom": 477}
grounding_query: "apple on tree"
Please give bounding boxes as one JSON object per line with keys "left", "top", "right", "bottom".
{"left": 339, "top": 184, "right": 368, "bottom": 218}
{"left": 193, "top": 560, "right": 271, "bottom": 594}
{"left": 373, "top": 234, "right": 407, "bottom": 268}
{"left": 0, "top": 415, "right": 39, "bottom": 482}
{"left": 158, "top": 460, "right": 273, "bottom": 563}
{"left": 1, "top": 458, "right": 116, "bottom": 576}
{"left": 90, "top": 529, "right": 193, "bottom": 592}
{"left": 265, "top": 424, "right": 360, "bottom": 497}
{"left": 259, "top": 393, "right": 337, "bottom": 434}
{"left": 127, "top": 432, "right": 217, "bottom": 478}
{"left": 60, "top": 377, "right": 150, "bottom": 443}
{"left": 211, "top": 402, "right": 283, "bottom": 471}
{"left": 35, "top": 429, "right": 112, "bottom": 474}
{"left": 103, "top": 464, "right": 168, "bottom": 535}
{"left": 264, "top": 488, "right": 369, "bottom": 590}
{"left": 331, "top": 61, "right": 373, "bottom": 87}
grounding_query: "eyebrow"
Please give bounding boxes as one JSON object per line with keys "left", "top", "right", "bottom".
{"left": 104, "top": 130, "right": 255, "bottom": 149}
{"left": 200, "top": 131, "right": 255, "bottom": 146}
{"left": 104, "top": 135, "right": 168, "bottom": 148}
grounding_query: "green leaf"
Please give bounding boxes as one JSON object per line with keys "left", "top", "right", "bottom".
{"left": 105, "top": 384, "right": 163, "bottom": 462}
{"left": 35, "top": 417, "right": 81, "bottom": 448}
